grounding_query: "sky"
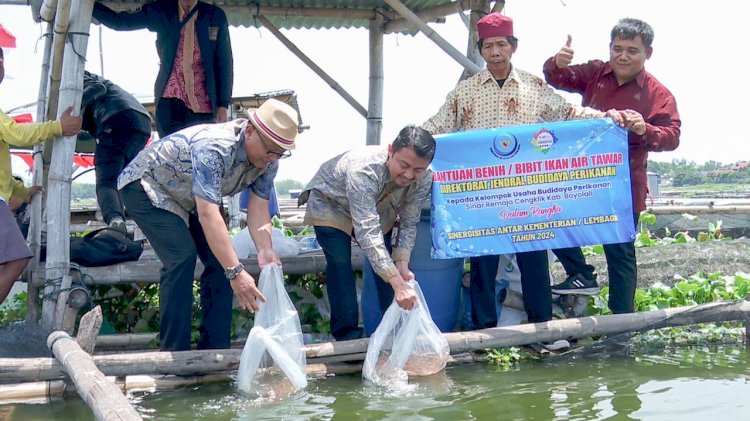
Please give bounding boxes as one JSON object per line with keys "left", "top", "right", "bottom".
{"left": 1, "top": 0, "right": 748, "bottom": 185}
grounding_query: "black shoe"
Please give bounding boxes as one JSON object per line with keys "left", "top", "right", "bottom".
{"left": 551, "top": 273, "right": 600, "bottom": 296}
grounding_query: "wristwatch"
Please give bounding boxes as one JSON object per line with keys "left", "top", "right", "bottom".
{"left": 224, "top": 263, "right": 244, "bottom": 281}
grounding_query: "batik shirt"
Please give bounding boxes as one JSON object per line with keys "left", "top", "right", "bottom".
{"left": 299, "top": 146, "right": 431, "bottom": 281}
{"left": 423, "top": 67, "right": 603, "bottom": 134}
{"left": 118, "top": 119, "right": 275, "bottom": 224}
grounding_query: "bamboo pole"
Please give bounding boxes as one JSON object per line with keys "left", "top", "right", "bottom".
{"left": 41, "top": 0, "right": 94, "bottom": 330}
{"left": 384, "top": 0, "right": 471, "bottom": 33}
{"left": 53, "top": 274, "right": 73, "bottom": 331}
{"left": 48, "top": 331, "right": 142, "bottom": 420}
{"left": 5, "top": 301, "right": 750, "bottom": 383}
{"left": 96, "top": 333, "right": 158, "bottom": 350}
{"left": 382, "top": 0, "right": 482, "bottom": 75}
{"left": 460, "top": 0, "right": 489, "bottom": 81}
{"left": 44, "top": 0, "right": 72, "bottom": 123}
{"left": 255, "top": 14, "right": 368, "bottom": 118}
{"left": 26, "top": 20, "right": 56, "bottom": 324}
{"left": 32, "top": 249, "right": 366, "bottom": 287}
{"left": 366, "top": 11, "right": 384, "bottom": 146}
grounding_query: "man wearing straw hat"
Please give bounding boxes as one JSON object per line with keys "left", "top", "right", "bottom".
{"left": 0, "top": 46, "right": 82, "bottom": 308}
{"left": 118, "top": 98, "right": 299, "bottom": 351}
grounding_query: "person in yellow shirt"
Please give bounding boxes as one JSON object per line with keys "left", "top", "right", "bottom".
{"left": 0, "top": 46, "right": 82, "bottom": 306}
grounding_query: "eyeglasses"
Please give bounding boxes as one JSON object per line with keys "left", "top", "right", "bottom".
{"left": 258, "top": 135, "right": 291, "bottom": 160}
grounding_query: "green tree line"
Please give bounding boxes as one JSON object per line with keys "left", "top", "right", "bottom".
{"left": 648, "top": 159, "right": 750, "bottom": 186}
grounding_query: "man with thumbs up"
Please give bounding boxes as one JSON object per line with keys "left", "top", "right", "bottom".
{"left": 543, "top": 18, "right": 681, "bottom": 314}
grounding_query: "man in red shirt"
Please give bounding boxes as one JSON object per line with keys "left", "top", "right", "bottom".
{"left": 543, "top": 18, "right": 681, "bottom": 313}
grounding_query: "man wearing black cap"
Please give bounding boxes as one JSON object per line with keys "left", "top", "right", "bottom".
{"left": 423, "top": 13, "right": 622, "bottom": 345}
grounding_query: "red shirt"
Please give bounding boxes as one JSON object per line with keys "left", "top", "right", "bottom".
{"left": 543, "top": 58, "right": 681, "bottom": 213}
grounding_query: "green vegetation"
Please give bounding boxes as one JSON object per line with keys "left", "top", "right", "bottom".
{"left": 275, "top": 179, "right": 305, "bottom": 197}
{"left": 589, "top": 271, "right": 750, "bottom": 316}
{"left": 648, "top": 159, "right": 750, "bottom": 187}
{"left": 485, "top": 347, "right": 523, "bottom": 368}
{"left": 580, "top": 211, "right": 729, "bottom": 257}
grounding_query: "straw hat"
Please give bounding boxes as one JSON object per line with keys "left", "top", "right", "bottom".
{"left": 249, "top": 98, "right": 299, "bottom": 150}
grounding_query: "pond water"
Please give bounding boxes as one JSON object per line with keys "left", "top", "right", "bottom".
{"left": 4, "top": 343, "right": 749, "bottom": 420}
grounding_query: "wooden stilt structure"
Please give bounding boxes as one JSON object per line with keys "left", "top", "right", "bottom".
{"left": 25, "top": 19, "right": 55, "bottom": 323}
{"left": 40, "top": 0, "right": 93, "bottom": 331}
{"left": 366, "top": 10, "right": 384, "bottom": 146}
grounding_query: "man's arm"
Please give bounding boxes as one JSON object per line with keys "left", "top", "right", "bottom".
{"left": 346, "top": 171, "right": 417, "bottom": 310}
{"left": 542, "top": 53, "right": 602, "bottom": 94}
{"left": 246, "top": 191, "right": 280, "bottom": 267}
{"left": 213, "top": 8, "right": 233, "bottom": 122}
{"left": 625, "top": 94, "right": 681, "bottom": 152}
{"left": 0, "top": 107, "right": 80, "bottom": 147}
{"left": 92, "top": 1, "right": 154, "bottom": 31}
{"left": 195, "top": 196, "right": 266, "bottom": 312}
{"left": 422, "top": 86, "right": 462, "bottom": 135}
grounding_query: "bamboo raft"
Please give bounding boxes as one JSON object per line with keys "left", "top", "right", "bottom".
{"left": 2, "top": 300, "right": 750, "bottom": 406}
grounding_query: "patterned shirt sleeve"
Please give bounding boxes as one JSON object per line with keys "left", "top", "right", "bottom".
{"left": 346, "top": 168, "right": 399, "bottom": 280}
{"left": 250, "top": 161, "right": 278, "bottom": 200}
{"left": 191, "top": 145, "right": 229, "bottom": 205}
{"left": 422, "top": 85, "right": 462, "bottom": 135}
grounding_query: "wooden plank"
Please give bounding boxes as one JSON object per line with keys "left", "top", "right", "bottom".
{"left": 76, "top": 306, "right": 103, "bottom": 354}
{"left": 32, "top": 247, "right": 365, "bottom": 287}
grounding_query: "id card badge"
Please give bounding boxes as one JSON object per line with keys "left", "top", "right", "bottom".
{"left": 391, "top": 220, "right": 401, "bottom": 248}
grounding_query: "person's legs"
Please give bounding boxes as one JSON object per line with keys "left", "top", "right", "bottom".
{"left": 552, "top": 247, "right": 595, "bottom": 278}
{"left": 0, "top": 201, "right": 33, "bottom": 305}
{"left": 516, "top": 250, "right": 552, "bottom": 323}
{"left": 314, "top": 226, "right": 362, "bottom": 341}
{"left": 156, "top": 98, "right": 214, "bottom": 138}
{"left": 95, "top": 137, "right": 127, "bottom": 225}
{"left": 95, "top": 113, "right": 151, "bottom": 226}
{"left": 0, "top": 258, "right": 29, "bottom": 304}
{"left": 469, "top": 254, "right": 500, "bottom": 329}
{"left": 121, "top": 182, "right": 198, "bottom": 351}
{"left": 604, "top": 214, "right": 639, "bottom": 314}
{"left": 189, "top": 213, "right": 233, "bottom": 349}
{"left": 550, "top": 247, "right": 599, "bottom": 295}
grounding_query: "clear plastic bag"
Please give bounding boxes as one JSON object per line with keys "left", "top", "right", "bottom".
{"left": 237, "top": 263, "right": 307, "bottom": 396}
{"left": 362, "top": 280, "right": 450, "bottom": 386}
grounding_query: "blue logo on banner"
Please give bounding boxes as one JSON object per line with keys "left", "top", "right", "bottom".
{"left": 491, "top": 133, "right": 520, "bottom": 159}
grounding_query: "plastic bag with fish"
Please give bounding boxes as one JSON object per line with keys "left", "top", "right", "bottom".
{"left": 237, "top": 263, "right": 307, "bottom": 396}
{"left": 363, "top": 280, "right": 450, "bottom": 385}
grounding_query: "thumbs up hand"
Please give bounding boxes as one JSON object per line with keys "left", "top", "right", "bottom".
{"left": 554, "top": 34, "right": 575, "bottom": 68}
